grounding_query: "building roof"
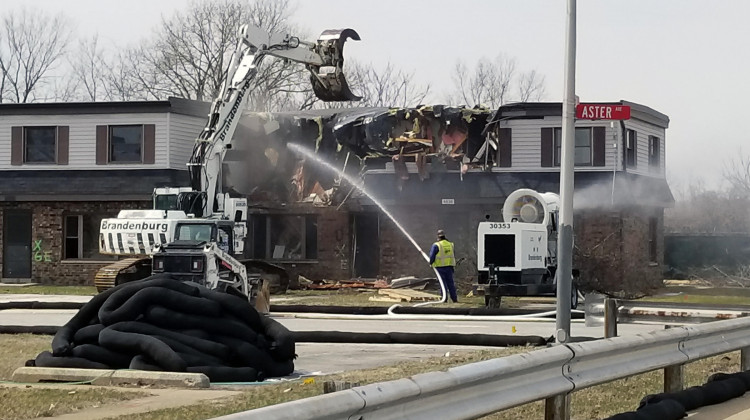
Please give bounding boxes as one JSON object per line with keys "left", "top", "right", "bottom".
{"left": 0, "top": 97, "right": 210, "bottom": 118}
{"left": 487, "top": 100, "right": 670, "bottom": 128}
{"left": 0, "top": 169, "right": 189, "bottom": 202}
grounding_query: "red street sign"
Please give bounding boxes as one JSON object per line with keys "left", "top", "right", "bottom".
{"left": 575, "top": 104, "right": 631, "bottom": 120}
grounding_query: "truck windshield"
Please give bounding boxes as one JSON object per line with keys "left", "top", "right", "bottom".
{"left": 176, "top": 224, "right": 213, "bottom": 242}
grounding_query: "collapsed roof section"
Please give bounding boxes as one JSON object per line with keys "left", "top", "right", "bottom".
{"left": 224, "top": 105, "right": 493, "bottom": 206}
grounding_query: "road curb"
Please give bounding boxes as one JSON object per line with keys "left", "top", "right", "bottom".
{"left": 12, "top": 367, "right": 210, "bottom": 388}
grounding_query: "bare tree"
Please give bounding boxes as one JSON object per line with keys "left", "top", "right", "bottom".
{"left": 67, "top": 35, "right": 109, "bottom": 101}
{"left": 448, "top": 54, "right": 545, "bottom": 108}
{"left": 111, "top": 0, "right": 311, "bottom": 110}
{"left": 320, "top": 61, "right": 431, "bottom": 109}
{"left": 723, "top": 149, "right": 750, "bottom": 198}
{"left": 517, "top": 69, "right": 546, "bottom": 102}
{"left": 0, "top": 8, "right": 72, "bottom": 103}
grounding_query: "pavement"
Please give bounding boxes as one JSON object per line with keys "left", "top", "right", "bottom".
{"left": 4, "top": 292, "right": 750, "bottom": 419}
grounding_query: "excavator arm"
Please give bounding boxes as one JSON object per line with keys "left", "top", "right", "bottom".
{"left": 186, "top": 25, "right": 360, "bottom": 218}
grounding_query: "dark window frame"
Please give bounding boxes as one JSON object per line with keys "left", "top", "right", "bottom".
{"left": 108, "top": 124, "right": 144, "bottom": 163}
{"left": 23, "top": 126, "right": 58, "bottom": 164}
{"left": 553, "top": 127, "right": 593, "bottom": 167}
{"left": 64, "top": 214, "right": 117, "bottom": 261}
{"left": 648, "top": 135, "right": 660, "bottom": 170}
{"left": 626, "top": 129, "right": 637, "bottom": 168}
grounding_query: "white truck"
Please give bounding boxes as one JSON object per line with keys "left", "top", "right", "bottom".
{"left": 95, "top": 24, "right": 361, "bottom": 303}
{"left": 474, "top": 188, "right": 580, "bottom": 309}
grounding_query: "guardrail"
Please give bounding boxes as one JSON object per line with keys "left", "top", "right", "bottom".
{"left": 211, "top": 316, "right": 750, "bottom": 420}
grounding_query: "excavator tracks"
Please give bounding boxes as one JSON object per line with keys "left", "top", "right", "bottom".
{"left": 94, "top": 257, "right": 152, "bottom": 293}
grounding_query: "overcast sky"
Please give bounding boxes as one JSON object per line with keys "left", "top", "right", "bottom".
{"left": 4, "top": 0, "right": 749, "bottom": 191}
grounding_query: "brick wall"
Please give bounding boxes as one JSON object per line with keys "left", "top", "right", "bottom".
{"left": 376, "top": 205, "right": 499, "bottom": 291}
{"left": 0, "top": 200, "right": 149, "bottom": 285}
{"left": 373, "top": 205, "right": 664, "bottom": 297}
{"left": 573, "top": 209, "right": 663, "bottom": 297}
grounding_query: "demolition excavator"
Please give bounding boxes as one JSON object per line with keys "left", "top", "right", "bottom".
{"left": 95, "top": 24, "right": 361, "bottom": 304}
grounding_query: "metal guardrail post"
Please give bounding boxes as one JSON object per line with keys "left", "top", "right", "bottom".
{"left": 544, "top": 394, "right": 570, "bottom": 420}
{"left": 604, "top": 298, "right": 618, "bottom": 338}
{"left": 663, "top": 325, "right": 684, "bottom": 392}
{"left": 741, "top": 347, "right": 750, "bottom": 371}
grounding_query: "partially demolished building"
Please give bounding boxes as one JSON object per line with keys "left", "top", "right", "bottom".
{"left": 229, "top": 101, "right": 673, "bottom": 296}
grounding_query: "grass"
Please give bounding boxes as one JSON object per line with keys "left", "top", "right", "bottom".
{"left": 0, "top": 335, "right": 743, "bottom": 419}
{"left": 639, "top": 293, "right": 750, "bottom": 306}
{"left": 0, "top": 285, "right": 97, "bottom": 295}
{"left": 0, "top": 334, "right": 148, "bottom": 420}
{"left": 102, "top": 349, "right": 741, "bottom": 420}
{"left": 274, "top": 288, "right": 512, "bottom": 308}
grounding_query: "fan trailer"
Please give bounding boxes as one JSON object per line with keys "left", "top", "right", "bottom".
{"left": 474, "top": 188, "right": 580, "bottom": 309}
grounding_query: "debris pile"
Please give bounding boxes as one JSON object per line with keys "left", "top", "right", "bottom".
{"left": 30, "top": 274, "right": 295, "bottom": 382}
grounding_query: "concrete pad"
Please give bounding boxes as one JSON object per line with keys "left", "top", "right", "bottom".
{"left": 12, "top": 367, "right": 210, "bottom": 388}
{"left": 687, "top": 393, "right": 750, "bottom": 419}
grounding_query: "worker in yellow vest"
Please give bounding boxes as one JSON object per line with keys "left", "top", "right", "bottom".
{"left": 429, "top": 229, "right": 457, "bottom": 303}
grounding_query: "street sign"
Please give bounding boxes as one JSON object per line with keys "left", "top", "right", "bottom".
{"left": 575, "top": 104, "right": 631, "bottom": 120}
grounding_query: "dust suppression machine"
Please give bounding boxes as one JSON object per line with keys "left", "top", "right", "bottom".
{"left": 474, "top": 188, "right": 579, "bottom": 309}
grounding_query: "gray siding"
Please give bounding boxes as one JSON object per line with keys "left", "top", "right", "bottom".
{"left": 168, "top": 113, "right": 206, "bottom": 170}
{"left": 496, "top": 116, "right": 620, "bottom": 172}
{"left": 623, "top": 118, "right": 666, "bottom": 177}
{"left": 0, "top": 113, "right": 169, "bottom": 170}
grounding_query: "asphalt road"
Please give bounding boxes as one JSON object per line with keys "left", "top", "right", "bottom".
{"left": 0, "top": 296, "right": 662, "bottom": 375}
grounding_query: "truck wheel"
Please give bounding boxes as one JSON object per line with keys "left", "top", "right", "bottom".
{"left": 485, "top": 296, "right": 501, "bottom": 309}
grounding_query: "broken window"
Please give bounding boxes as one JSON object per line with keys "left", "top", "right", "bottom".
{"left": 250, "top": 214, "right": 318, "bottom": 260}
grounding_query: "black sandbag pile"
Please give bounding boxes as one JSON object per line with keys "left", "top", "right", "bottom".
{"left": 603, "top": 369, "right": 750, "bottom": 419}
{"left": 30, "top": 274, "right": 295, "bottom": 382}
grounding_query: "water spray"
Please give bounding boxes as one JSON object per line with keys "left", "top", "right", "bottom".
{"left": 287, "top": 143, "right": 448, "bottom": 305}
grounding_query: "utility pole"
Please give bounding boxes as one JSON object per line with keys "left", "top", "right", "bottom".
{"left": 555, "top": 0, "right": 577, "bottom": 345}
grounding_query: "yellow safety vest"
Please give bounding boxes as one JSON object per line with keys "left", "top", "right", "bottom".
{"left": 432, "top": 239, "right": 456, "bottom": 268}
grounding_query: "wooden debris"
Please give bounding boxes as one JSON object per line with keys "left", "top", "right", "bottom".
{"left": 368, "top": 288, "right": 440, "bottom": 302}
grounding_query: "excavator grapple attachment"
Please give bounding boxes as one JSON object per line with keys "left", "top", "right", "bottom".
{"left": 310, "top": 28, "right": 361, "bottom": 102}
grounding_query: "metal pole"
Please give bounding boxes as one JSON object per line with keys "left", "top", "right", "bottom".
{"left": 604, "top": 298, "right": 618, "bottom": 338}
{"left": 556, "top": 0, "right": 577, "bottom": 344}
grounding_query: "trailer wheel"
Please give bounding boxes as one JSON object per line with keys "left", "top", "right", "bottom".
{"left": 485, "top": 296, "right": 501, "bottom": 309}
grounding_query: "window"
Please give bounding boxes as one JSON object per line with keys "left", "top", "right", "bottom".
{"left": 64, "top": 215, "right": 117, "bottom": 260}
{"left": 250, "top": 214, "right": 318, "bottom": 260}
{"left": 109, "top": 125, "right": 143, "bottom": 163}
{"left": 649, "top": 136, "right": 660, "bottom": 170}
{"left": 24, "top": 126, "right": 57, "bottom": 163}
{"left": 553, "top": 127, "right": 593, "bottom": 166}
{"left": 626, "top": 129, "right": 637, "bottom": 168}
{"left": 648, "top": 217, "right": 658, "bottom": 263}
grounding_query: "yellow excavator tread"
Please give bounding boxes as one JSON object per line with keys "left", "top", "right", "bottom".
{"left": 94, "top": 257, "right": 148, "bottom": 293}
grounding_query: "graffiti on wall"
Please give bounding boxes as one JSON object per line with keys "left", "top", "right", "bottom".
{"left": 33, "top": 239, "right": 53, "bottom": 263}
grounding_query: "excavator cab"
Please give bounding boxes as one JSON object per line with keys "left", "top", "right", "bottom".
{"left": 309, "top": 29, "right": 361, "bottom": 102}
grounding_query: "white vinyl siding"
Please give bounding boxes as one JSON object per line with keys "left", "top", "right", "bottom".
{"left": 495, "top": 116, "right": 618, "bottom": 172}
{"left": 0, "top": 113, "right": 168, "bottom": 170}
{"left": 491, "top": 116, "right": 666, "bottom": 179}
{"left": 168, "top": 113, "right": 206, "bottom": 170}
{"left": 622, "top": 119, "right": 666, "bottom": 177}
{"left": 1, "top": 112, "right": 206, "bottom": 171}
